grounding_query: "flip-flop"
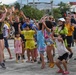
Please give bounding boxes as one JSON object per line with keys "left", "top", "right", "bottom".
{"left": 9, "top": 57, "right": 13, "bottom": 59}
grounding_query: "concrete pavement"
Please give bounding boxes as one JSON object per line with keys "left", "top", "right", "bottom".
{"left": 0, "top": 39, "right": 76, "bottom": 75}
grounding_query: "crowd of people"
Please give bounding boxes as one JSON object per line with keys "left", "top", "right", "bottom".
{"left": 0, "top": 6, "right": 76, "bottom": 75}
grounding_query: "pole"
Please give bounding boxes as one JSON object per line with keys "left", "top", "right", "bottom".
{"left": 33, "top": 0, "right": 35, "bottom": 8}
{"left": 20, "top": 0, "right": 22, "bottom": 9}
{"left": 27, "top": 0, "right": 28, "bottom": 5}
{"left": 51, "top": 0, "right": 53, "bottom": 16}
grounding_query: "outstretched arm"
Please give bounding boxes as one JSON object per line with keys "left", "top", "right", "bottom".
{"left": 20, "top": 11, "right": 26, "bottom": 20}
{"left": 0, "top": 6, "right": 7, "bottom": 22}
{"left": 42, "top": 21, "right": 51, "bottom": 32}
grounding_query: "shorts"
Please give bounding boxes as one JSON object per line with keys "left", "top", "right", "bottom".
{"left": 4, "top": 37, "right": 9, "bottom": 48}
{"left": 0, "top": 34, "right": 3, "bottom": 39}
{"left": 26, "top": 40, "right": 35, "bottom": 50}
{"left": 58, "top": 53, "right": 69, "bottom": 61}
{"left": 39, "top": 51, "right": 45, "bottom": 55}
{"left": 66, "top": 36, "right": 72, "bottom": 47}
{"left": 45, "top": 38, "right": 54, "bottom": 46}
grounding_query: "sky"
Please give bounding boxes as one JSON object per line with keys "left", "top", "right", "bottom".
{"left": 0, "top": 0, "right": 76, "bottom": 5}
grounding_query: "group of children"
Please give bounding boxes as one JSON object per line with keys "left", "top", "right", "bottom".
{"left": 13, "top": 17, "right": 70, "bottom": 74}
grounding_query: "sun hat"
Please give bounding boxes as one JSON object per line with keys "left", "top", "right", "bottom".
{"left": 58, "top": 18, "right": 65, "bottom": 22}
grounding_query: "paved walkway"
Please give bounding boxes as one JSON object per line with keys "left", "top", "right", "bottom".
{"left": 0, "top": 39, "right": 76, "bottom": 75}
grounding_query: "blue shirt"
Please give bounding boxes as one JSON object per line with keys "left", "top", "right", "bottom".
{"left": 22, "top": 22, "right": 33, "bottom": 29}
{"left": 37, "top": 30, "right": 46, "bottom": 51}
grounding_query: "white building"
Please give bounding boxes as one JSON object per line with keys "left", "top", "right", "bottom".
{"left": 70, "top": 5, "right": 76, "bottom": 12}
{"left": 68, "top": 2, "right": 76, "bottom": 12}
{"left": 28, "top": 2, "right": 59, "bottom": 10}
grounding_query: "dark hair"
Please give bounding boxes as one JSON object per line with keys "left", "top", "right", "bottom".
{"left": 26, "top": 16, "right": 30, "bottom": 20}
{"left": 45, "top": 20, "right": 54, "bottom": 29}
{"left": 15, "top": 32, "right": 20, "bottom": 36}
{"left": 39, "top": 23, "right": 42, "bottom": 30}
{"left": 25, "top": 24, "right": 31, "bottom": 29}
{"left": 38, "top": 20, "right": 54, "bottom": 30}
{"left": 61, "top": 22, "right": 65, "bottom": 30}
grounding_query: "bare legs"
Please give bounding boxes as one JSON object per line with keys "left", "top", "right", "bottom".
{"left": 46, "top": 45, "right": 54, "bottom": 68}
{"left": 0, "top": 39, "right": 4, "bottom": 63}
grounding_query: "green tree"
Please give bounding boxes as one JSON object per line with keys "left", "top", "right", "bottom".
{"left": 21, "top": 5, "right": 44, "bottom": 20}
{"left": 52, "top": 8, "right": 62, "bottom": 20}
{"left": 14, "top": 2, "right": 20, "bottom": 10}
{"left": 58, "top": 1, "right": 70, "bottom": 16}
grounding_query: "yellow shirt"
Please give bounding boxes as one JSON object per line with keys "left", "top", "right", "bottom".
{"left": 6, "top": 22, "right": 10, "bottom": 28}
{"left": 21, "top": 30, "right": 35, "bottom": 40}
{"left": 65, "top": 23, "right": 74, "bottom": 36}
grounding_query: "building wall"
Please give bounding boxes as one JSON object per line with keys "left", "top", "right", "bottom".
{"left": 28, "top": 2, "right": 59, "bottom": 10}
{"left": 28, "top": 2, "right": 52, "bottom": 10}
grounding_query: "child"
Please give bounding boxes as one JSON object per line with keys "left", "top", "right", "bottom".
{"left": 14, "top": 32, "right": 23, "bottom": 63}
{"left": 53, "top": 35, "right": 69, "bottom": 74}
{"left": 44, "top": 27, "right": 55, "bottom": 68}
{"left": 34, "top": 21, "right": 46, "bottom": 69}
{"left": 40, "top": 20, "right": 55, "bottom": 68}
{"left": 19, "top": 24, "right": 36, "bottom": 63}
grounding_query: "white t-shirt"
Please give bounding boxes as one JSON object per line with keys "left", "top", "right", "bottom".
{"left": 55, "top": 39, "right": 69, "bottom": 56}
{"left": 3, "top": 24, "right": 9, "bottom": 37}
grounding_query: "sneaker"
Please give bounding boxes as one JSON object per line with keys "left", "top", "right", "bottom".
{"left": 18, "top": 56, "right": 20, "bottom": 60}
{"left": 0, "top": 63, "right": 6, "bottom": 69}
{"left": 57, "top": 70, "right": 64, "bottom": 73}
{"left": 22, "top": 55, "right": 25, "bottom": 59}
{"left": 49, "top": 62, "right": 55, "bottom": 68}
{"left": 9, "top": 57, "right": 13, "bottom": 59}
{"left": 63, "top": 71, "right": 69, "bottom": 74}
{"left": 3, "top": 60, "right": 6, "bottom": 62}
{"left": 34, "top": 59, "right": 37, "bottom": 62}
{"left": 69, "top": 53, "right": 73, "bottom": 58}
{"left": 16, "top": 60, "right": 18, "bottom": 63}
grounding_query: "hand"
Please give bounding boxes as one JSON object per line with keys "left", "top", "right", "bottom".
{"left": 20, "top": 11, "right": 24, "bottom": 15}
{"left": 11, "top": 6, "right": 15, "bottom": 12}
{"left": 9, "top": 9, "right": 12, "bottom": 15}
{"left": 33, "top": 19, "right": 36, "bottom": 23}
{"left": 4, "top": 6, "right": 7, "bottom": 13}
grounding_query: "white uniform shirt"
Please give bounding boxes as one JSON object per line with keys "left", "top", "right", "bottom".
{"left": 3, "top": 24, "right": 9, "bottom": 37}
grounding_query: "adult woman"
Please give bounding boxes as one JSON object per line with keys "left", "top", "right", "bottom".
{"left": 65, "top": 17, "right": 74, "bottom": 58}
{"left": 0, "top": 8, "right": 7, "bottom": 69}
{"left": 54, "top": 18, "right": 68, "bottom": 45}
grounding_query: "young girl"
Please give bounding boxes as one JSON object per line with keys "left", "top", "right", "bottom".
{"left": 44, "top": 26, "right": 55, "bottom": 68}
{"left": 19, "top": 24, "right": 36, "bottom": 63}
{"left": 53, "top": 35, "right": 69, "bottom": 74}
{"left": 34, "top": 20, "right": 46, "bottom": 69}
{"left": 14, "top": 32, "right": 23, "bottom": 63}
